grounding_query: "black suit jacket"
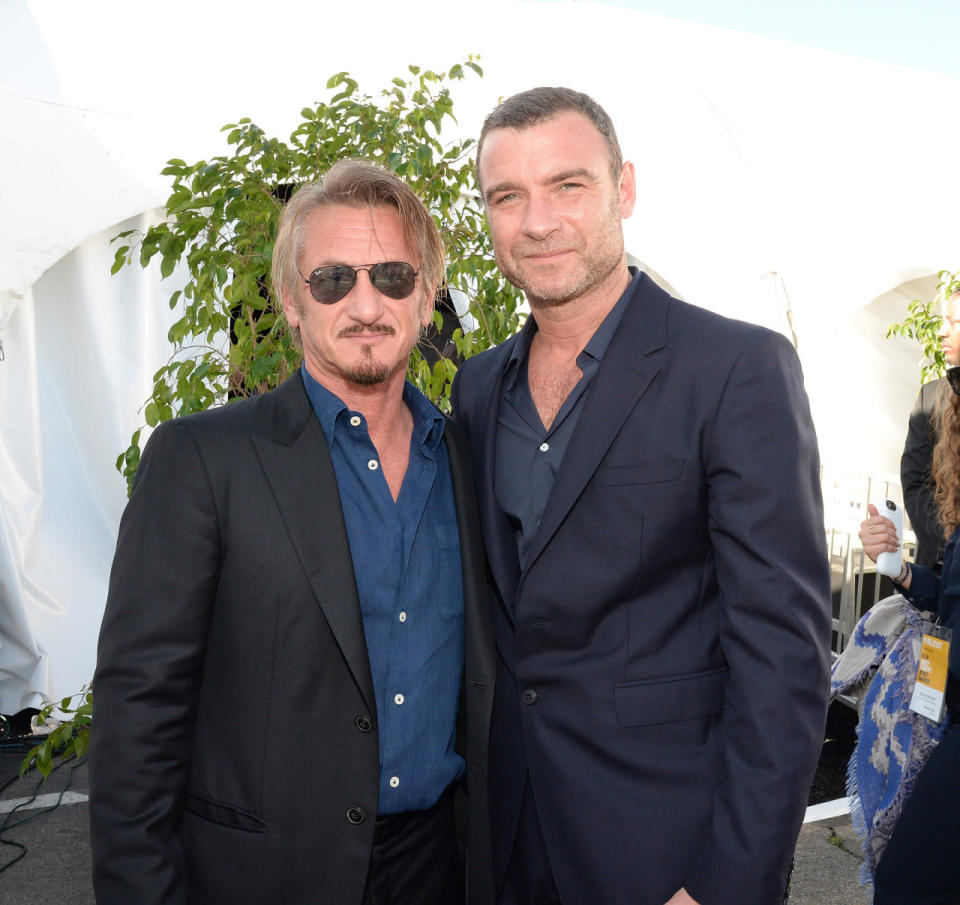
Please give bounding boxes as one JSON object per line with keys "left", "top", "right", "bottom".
{"left": 89, "top": 373, "right": 495, "bottom": 905}
{"left": 451, "top": 274, "right": 831, "bottom": 905}
{"left": 901, "top": 377, "right": 948, "bottom": 569}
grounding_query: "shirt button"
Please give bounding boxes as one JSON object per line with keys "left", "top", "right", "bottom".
{"left": 367, "top": 459, "right": 379, "bottom": 471}
{"left": 346, "top": 807, "right": 365, "bottom": 825}
{"left": 398, "top": 611, "right": 407, "bottom": 623}
{"left": 389, "top": 776, "right": 400, "bottom": 788}
{"left": 349, "top": 415, "right": 362, "bottom": 427}
{"left": 355, "top": 715, "right": 373, "bottom": 732}
{"left": 539, "top": 442, "right": 549, "bottom": 452}
{"left": 394, "top": 693, "right": 405, "bottom": 706}
{"left": 521, "top": 689, "right": 538, "bottom": 705}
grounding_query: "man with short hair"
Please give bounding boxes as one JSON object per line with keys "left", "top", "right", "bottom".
{"left": 452, "top": 88, "right": 831, "bottom": 905}
{"left": 89, "top": 160, "right": 495, "bottom": 905}
{"left": 900, "top": 290, "right": 960, "bottom": 571}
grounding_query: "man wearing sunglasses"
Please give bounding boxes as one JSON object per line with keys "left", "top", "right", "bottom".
{"left": 451, "top": 88, "right": 831, "bottom": 905}
{"left": 89, "top": 160, "right": 495, "bottom": 905}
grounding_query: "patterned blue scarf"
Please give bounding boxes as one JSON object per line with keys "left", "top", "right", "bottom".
{"left": 830, "top": 594, "right": 950, "bottom": 889}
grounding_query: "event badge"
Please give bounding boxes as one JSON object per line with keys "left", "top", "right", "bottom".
{"left": 908, "top": 622, "right": 952, "bottom": 723}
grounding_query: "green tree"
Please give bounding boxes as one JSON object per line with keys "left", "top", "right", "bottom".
{"left": 112, "top": 59, "right": 524, "bottom": 490}
{"left": 887, "top": 269, "right": 960, "bottom": 383}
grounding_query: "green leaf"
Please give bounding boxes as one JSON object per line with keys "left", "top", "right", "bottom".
{"left": 110, "top": 246, "right": 129, "bottom": 275}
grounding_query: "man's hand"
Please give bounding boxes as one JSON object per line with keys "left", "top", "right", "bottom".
{"left": 664, "top": 889, "right": 701, "bottom": 905}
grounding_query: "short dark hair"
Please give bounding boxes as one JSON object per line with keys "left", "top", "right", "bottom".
{"left": 476, "top": 87, "right": 623, "bottom": 187}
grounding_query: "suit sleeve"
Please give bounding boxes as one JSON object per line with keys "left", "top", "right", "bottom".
{"left": 901, "top": 383, "right": 942, "bottom": 567}
{"left": 89, "top": 419, "right": 220, "bottom": 905}
{"left": 685, "top": 331, "right": 831, "bottom": 905}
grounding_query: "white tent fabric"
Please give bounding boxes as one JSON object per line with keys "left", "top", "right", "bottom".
{"left": 3, "top": 0, "right": 960, "bottom": 710}
{"left": 1, "top": 212, "right": 179, "bottom": 712}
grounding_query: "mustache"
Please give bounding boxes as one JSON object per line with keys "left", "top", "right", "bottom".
{"left": 338, "top": 324, "right": 396, "bottom": 338}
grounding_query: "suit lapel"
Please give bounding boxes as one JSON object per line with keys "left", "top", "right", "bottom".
{"left": 522, "top": 276, "right": 670, "bottom": 576}
{"left": 445, "top": 421, "right": 496, "bottom": 683}
{"left": 468, "top": 343, "right": 523, "bottom": 617}
{"left": 252, "top": 375, "right": 376, "bottom": 715}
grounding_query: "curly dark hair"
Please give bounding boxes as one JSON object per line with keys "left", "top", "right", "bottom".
{"left": 933, "top": 388, "right": 960, "bottom": 535}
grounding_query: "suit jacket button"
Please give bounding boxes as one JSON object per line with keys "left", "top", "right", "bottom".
{"left": 355, "top": 715, "right": 373, "bottom": 732}
{"left": 346, "top": 807, "right": 365, "bottom": 825}
{"left": 521, "top": 689, "right": 538, "bottom": 705}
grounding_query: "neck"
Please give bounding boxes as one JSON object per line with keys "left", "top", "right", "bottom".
{"left": 305, "top": 363, "right": 411, "bottom": 438}
{"left": 529, "top": 263, "right": 631, "bottom": 356}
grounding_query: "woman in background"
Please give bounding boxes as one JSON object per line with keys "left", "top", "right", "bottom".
{"left": 859, "top": 368, "right": 960, "bottom": 905}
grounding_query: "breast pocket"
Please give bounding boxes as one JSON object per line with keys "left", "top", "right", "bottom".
{"left": 591, "top": 457, "right": 686, "bottom": 487}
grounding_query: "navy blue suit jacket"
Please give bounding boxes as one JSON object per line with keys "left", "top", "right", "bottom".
{"left": 451, "top": 274, "right": 831, "bottom": 905}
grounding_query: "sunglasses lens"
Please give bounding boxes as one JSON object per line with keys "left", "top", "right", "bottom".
{"left": 369, "top": 262, "right": 417, "bottom": 299}
{"left": 309, "top": 265, "right": 356, "bottom": 304}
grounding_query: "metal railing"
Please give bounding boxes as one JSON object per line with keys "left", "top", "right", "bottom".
{"left": 823, "top": 472, "right": 915, "bottom": 657}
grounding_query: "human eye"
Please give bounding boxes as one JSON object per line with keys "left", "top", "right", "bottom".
{"left": 553, "top": 180, "right": 586, "bottom": 199}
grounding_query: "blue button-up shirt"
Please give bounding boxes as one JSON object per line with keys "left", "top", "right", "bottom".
{"left": 301, "top": 366, "right": 465, "bottom": 813}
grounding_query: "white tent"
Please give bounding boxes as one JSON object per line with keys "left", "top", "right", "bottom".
{"left": 3, "top": 0, "right": 960, "bottom": 713}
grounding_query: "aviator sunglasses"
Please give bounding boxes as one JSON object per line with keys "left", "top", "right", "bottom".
{"left": 300, "top": 262, "right": 419, "bottom": 305}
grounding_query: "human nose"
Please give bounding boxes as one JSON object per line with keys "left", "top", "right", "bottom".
{"left": 520, "top": 192, "right": 561, "bottom": 239}
{"left": 344, "top": 270, "right": 385, "bottom": 323}
{"left": 940, "top": 318, "right": 951, "bottom": 338}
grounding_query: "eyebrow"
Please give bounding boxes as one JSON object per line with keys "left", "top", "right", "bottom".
{"left": 483, "top": 167, "right": 598, "bottom": 203}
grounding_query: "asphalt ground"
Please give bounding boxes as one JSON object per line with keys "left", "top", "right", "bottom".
{"left": 0, "top": 702, "right": 871, "bottom": 905}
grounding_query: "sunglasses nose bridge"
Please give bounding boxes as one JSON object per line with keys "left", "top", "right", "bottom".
{"left": 354, "top": 266, "right": 379, "bottom": 290}
{"left": 344, "top": 268, "right": 386, "bottom": 320}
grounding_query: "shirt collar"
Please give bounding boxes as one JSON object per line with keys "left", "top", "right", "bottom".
{"left": 583, "top": 266, "right": 640, "bottom": 361}
{"left": 300, "top": 364, "right": 445, "bottom": 452}
{"left": 401, "top": 380, "right": 446, "bottom": 451}
{"left": 504, "top": 265, "right": 642, "bottom": 382}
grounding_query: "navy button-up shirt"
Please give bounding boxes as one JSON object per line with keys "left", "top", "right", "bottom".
{"left": 301, "top": 366, "right": 465, "bottom": 813}
{"left": 496, "top": 268, "right": 639, "bottom": 569}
